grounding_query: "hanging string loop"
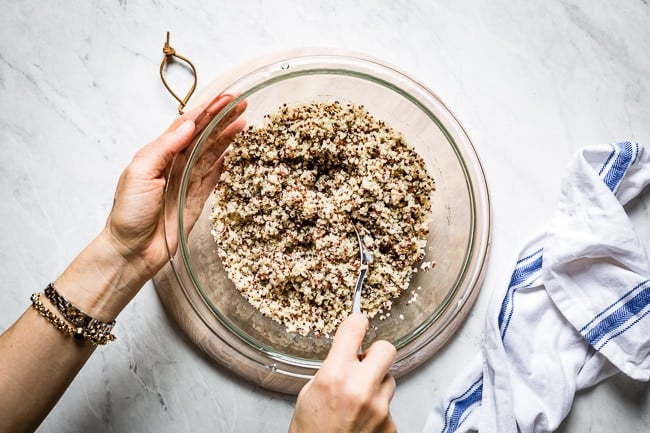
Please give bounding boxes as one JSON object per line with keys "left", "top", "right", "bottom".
{"left": 159, "top": 32, "right": 197, "bottom": 115}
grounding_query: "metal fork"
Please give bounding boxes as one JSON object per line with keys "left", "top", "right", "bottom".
{"left": 351, "top": 225, "right": 374, "bottom": 315}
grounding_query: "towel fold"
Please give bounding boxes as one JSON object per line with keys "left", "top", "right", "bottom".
{"left": 423, "top": 142, "right": 650, "bottom": 433}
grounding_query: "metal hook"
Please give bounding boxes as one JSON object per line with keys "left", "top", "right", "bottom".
{"left": 159, "top": 32, "right": 197, "bottom": 115}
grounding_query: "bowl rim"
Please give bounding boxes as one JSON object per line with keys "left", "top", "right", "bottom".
{"left": 160, "top": 49, "right": 492, "bottom": 387}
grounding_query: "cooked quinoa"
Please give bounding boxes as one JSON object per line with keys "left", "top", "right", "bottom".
{"left": 209, "top": 101, "right": 435, "bottom": 337}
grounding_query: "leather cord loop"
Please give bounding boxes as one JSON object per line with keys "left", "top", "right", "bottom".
{"left": 159, "top": 32, "right": 197, "bottom": 115}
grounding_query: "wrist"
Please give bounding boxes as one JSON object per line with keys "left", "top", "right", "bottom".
{"left": 54, "top": 231, "right": 150, "bottom": 322}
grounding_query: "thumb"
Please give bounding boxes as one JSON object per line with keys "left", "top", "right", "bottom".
{"left": 137, "top": 119, "right": 196, "bottom": 178}
{"left": 324, "top": 314, "right": 369, "bottom": 368}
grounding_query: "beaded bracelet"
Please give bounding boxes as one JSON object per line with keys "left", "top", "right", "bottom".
{"left": 31, "top": 283, "right": 116, "bottom": 346}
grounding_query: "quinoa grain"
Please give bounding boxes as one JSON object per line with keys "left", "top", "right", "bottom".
{"left": 210, "top": 101, "right": 435, "bottom": 337}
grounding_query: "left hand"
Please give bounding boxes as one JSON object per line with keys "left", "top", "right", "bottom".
{"left": 103, "top": 94, "right": 247, "bottom": 280}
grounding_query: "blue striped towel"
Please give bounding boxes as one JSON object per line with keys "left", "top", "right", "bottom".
{"left": 423, "top": 142, "right": 650, "bottom": 433}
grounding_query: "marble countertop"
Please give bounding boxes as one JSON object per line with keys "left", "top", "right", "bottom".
{"left": 1, "top": 1, "right": 648, "bottom": 432}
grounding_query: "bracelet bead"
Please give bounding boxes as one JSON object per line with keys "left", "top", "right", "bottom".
{"left": 30, "top": 285, "right": 116, "bottom": 346}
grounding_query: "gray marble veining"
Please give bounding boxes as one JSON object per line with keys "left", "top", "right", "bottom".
{"left": 1, "top": 1, "right": 649, "bottom": 432}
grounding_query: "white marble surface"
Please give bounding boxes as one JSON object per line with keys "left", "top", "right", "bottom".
{"left": 1, "top": 1, "right": 649, "bottom": 432}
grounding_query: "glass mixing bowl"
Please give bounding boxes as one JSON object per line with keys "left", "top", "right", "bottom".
{"left": 156, "top": 51, "right": 491, "bottom": 394}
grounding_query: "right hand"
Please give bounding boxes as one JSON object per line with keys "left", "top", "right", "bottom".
{"left": 288, "top": 314, "right": 398, "bottom": 433}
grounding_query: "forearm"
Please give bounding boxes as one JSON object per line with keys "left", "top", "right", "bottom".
{"left": 0, "top": 307, "right": 95, "bottom": 433}
{"left": 54, "top": 229, "right": 151, "bottom": 322}
{"left": 0, "top": 94, "right": 235, "bottom": 433}
{"left": 0, "top": 230, "right": 149, "bottom": 433}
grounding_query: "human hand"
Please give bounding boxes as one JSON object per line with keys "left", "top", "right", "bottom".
{"left": 103, "top": 94, "right": 247, "bottom": 281}
{"left": 288, "top": 314, "right": 398, "bottom": 433}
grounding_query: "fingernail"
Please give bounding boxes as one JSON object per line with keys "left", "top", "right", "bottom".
{"left": 207, "top": 93, "right": 234, "bottom": 111}
{"left": 176, "top": 119, "right": 194, "bottom": 135}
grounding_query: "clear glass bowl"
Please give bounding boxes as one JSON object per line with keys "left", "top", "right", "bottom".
{"left": 156, "top": 51, "right": 491, "bottom": 394}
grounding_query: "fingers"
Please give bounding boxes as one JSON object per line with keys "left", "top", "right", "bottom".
{"left": 185, "top": 98, "right": 248, "bottom": 190}
{"left": 377, "top": 373, "right": 396, "bottom": 404}
{"left": 371, "top": 412, "right": 397, "bottom": 433}
{"left": 162, "top": 93, "right": 234, "bottom": 135}
{"left": 325, "top": 315, "right": 397, "bottom": 380}
{"left": 193, "top": 94, "right": 240, "bottom": 134}
{"left": 132, "top": 118, "right": 197, "bottom": 181}
{"left": 325, "top": 313, "right": 369, "bottom": 367}
{"left": 362, "top": 340, "right": 397, "bottom": 381}
{"left": 199, "top": 119, "right": 246, "bottom": 189}
{"left": 180, "top": 98, "right": 248, "bottom": 235}
{"left": 363, "top": 375, "right": 396, "bottom": 433}
{"left": 184, "top": 119, "right": 245, "bottom": 233}
{"left": 158, "top": 92, "right": 239, "bottom": 160}
{"left": 199, "top": 99, "right": 248, "bottom": 150}
{"left": 133, "top": 94, "right": 245, "bottom": 183}
{"left": 289, "top": 316, "right": 397, "bottom": 433}
{"left": 185, "top": 102, "right": 247, "bottom": 204}
{"left": 193, "top": 99, "right": 248, "bottom": 173}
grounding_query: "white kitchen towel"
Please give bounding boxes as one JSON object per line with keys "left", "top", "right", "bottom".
{"left": 423, "top": 141, "right": 650, "bottom": 433}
